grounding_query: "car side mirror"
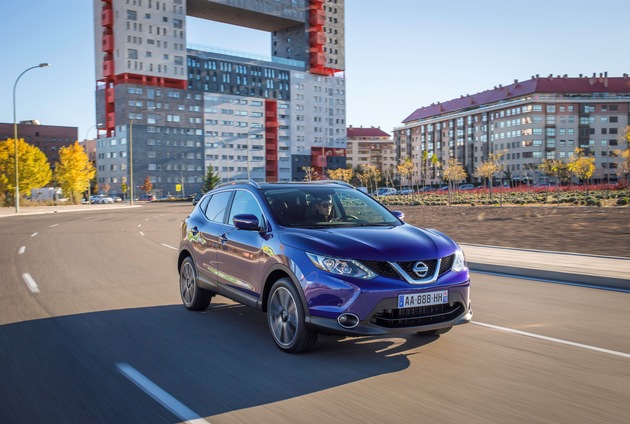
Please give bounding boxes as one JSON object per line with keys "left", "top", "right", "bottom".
{"left": 391, "top": 210, "right": 405, "bottom": 221}
{"left": 233, "top": 214, "right": 263, "bottom": 231}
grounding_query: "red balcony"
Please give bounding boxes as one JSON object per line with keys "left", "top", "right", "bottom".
{"left": 309, "top": 11, "right": 325, "bottom": 26}
{"left": 310, "top": 53, "right": 326, "bottom": 67}
{"left": 103, "top": 59, "right": 114, "bottom": 77}
{"left": 102, "top": 34, "right": 114, "bottom": 52}
{"left": 101, "top": 7, "right": 113, "bottom": 27}
{"left": 309, "top": 31, "right": 326, "bottom": 45}
{"left": 105, "top": 87, "right": 115, "bottom": 103}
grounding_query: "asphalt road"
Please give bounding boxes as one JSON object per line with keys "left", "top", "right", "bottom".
{"left": 1, "top": 203, "right": 628, "bottom": 424}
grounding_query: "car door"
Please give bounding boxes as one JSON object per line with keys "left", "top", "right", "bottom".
{"left": 191, "top": 190, "right": 233, "bottom": 289}
{"left": 216, "top": 190, "right": 266, "bottom": 307}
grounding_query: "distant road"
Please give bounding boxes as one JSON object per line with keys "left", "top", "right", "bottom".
{"left": 1, "top": 203, "right": 628, "bottom": 423}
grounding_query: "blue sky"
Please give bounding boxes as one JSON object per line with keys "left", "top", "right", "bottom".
{"left": 1, "top": 0, "right": 628, "bottom": 141}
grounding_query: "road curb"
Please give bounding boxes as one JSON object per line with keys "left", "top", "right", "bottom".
{"left": 468, "top": 262, "right": 630, "bottom": 291}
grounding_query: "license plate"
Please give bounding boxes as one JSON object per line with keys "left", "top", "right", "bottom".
{"left": 398, "top": 290, "right": 448, "bottom": 309}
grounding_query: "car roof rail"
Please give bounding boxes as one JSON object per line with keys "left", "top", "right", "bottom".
{"left": 305, "top": 179, "right": 355, "bottom": 188}
{"left": 215, "top": 179, "right": 261, "bottom": 190}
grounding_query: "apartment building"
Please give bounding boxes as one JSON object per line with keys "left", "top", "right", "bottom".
{"left": 346, "top": 125, "right": 395, "bottom": 174}
{"left": 93, "top": 0, "right": 347, "bottom": 197}
{"left": 394, "top": 74, "right": 630, "bottom": 185}
{"left": 0, "top": 121, "right": 78, "bottom": 170}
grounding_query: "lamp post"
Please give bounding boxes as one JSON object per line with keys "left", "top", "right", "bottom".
{"left": 129, "top": 107, "right": 154, "bottom": 206}
{"left": 13, "top": 63, "right": 50, "bottom": 213}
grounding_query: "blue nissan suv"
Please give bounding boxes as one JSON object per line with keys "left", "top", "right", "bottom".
{"left": 178, "top": 180, "right": 472, "bottom": 353}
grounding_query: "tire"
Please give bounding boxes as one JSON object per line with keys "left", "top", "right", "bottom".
{"left": 179, "top": 256, "right": 212, "bottom": 311}
{"left": 416, "top": 326, "right": 452, "bottom": 337}
{"left": 267, "top": 278, "right": 318, "bottom": 353}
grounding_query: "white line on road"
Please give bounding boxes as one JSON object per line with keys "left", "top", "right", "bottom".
{"left": 139, "top": 231, "right": 145, "bottom": 236}
{"left": 473, "top": 322, "right": 630, "bottom": 359}
{"left": 137, "top": 224, "right": 142, "bottom": 228}
{"left": 49, "top": 224, "right": 59, "bottom": 227}
{"left": 161, "top": 243, "right": 177, "bottom": 250}
{"left": 18, "top": 246, "right": 26, "bottom": 254}
{"left": 116, "top": 363, "right": 210, "bottom": 424}
{"left": 30, "top": 232, "right": 38, "bottom": 237}
{"left": 22, "top": 273, "right": 39, "bottom": 293}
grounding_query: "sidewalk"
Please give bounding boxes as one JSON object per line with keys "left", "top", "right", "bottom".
{"left": 462, "top": 243, "right": 630, "bottom": 290}
{"left": 2, "top": 205, "right": 628, "bottom": 290}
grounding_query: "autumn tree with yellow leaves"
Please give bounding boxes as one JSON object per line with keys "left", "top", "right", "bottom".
{"left": 0, "top": 138, "right": 52, "bottom": 206}
{"left": 326, "top": 167, "right": 353, "bottom": 183}
{"left": 55, "top": 141, "right": 96, "bottom": 204}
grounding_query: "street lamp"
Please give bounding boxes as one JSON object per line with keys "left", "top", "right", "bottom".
{"left": 13, "top": 62, "right": 50, "bottom": 213}
{"left": 241, "top": 126, "right": 262, "bottom": 180}
{"left": 129, "top": 107, "right": 154, "bottom": 206}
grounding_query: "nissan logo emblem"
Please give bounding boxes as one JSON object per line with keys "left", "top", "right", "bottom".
{"left": 412, "top": 261, "right": 429, "bottom": 278}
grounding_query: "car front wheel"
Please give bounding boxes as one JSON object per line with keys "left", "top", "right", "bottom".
{"left": 179, "top": 256, "right": 212, "bottom": 310}
{"left": 267, "top": 278, "right": 317, "bottom": 353}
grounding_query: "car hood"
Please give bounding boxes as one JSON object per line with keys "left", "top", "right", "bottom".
{"left": 278, "top": 224, "right": 458, "bottom": 261}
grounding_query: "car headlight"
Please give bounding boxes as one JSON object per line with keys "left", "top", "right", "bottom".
{"left": 452, "top": 248, "right": 466, "bottom": 273}
{"left": 306, "top": 252, "right": 377, "bottom": 280}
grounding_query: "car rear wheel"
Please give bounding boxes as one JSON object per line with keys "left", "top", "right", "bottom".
{"left": 267, "top": 278, "right": 317, "bottom": 353}
{"left": 179, "top": 257, "right": 212, "bottom": 311}
{"left": 416, "top": 326, "right": 452, "bottom": 337}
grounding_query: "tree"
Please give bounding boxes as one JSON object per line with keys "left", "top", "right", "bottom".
{"left": 202, "top": 164, "right": 221, "bottom": 192}
{"left": 120, "top": 178, "right": 128, "bottom": 200}
{"left": 443, "top": 158, "right": 467, "bottom": 205}
{"left": 475, "top": 151, "right": 504, "bottom": 201}
{"left": 140, "top": 176, "right": 153, "bottom": 193}
{"left": 326, "top": 167, "right": 353, "bottom": 183}
{"left": 55, "top": 141, "right": 96, "bottom": 204}
{"left": 397, "top": 157, "right": 415, "bottom": 188}
{"left": 0, "top": 138, "right": 52, "bottom": 206}
{"left": 615, "top": 126, "right": 630, "bottom": 189}
{"left": 302, "top": 166, "right": 318, "bottom": 181}
{"left": 362, "top": 164, "right": 382, "bottom": 194}
{"left": 567, "top": 148, "right": 596, "bottom": 195}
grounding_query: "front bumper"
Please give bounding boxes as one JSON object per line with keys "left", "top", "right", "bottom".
{"left": 305, "top": 290, "right": 472, "bottom": 336}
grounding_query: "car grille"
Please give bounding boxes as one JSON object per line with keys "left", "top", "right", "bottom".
{"left": 370, "top": 303, "right": 464, "bottom": 328}
{"left": 362, "top": 254, "right": 454, "bottom": 282}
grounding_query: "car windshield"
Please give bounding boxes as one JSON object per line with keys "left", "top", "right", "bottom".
{"left": 262, "top": 186, "right": 401, "bottom": 228}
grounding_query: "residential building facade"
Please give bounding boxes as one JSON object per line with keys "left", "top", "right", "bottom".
{"left": 93, "top": 0, "right": 347, "bottom": 198}
{"left": 0, "top": 121, "right": 78, "bottom": 170}
{"left": 346, "top": 125, "right": 395, "bottom": 175}
{"left": 394, "top": 74, "right": 630, "bottom": 185}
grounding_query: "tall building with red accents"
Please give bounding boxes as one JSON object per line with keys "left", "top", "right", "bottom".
{"left": 93, "top": 0, "right": 346, "bottom": 197}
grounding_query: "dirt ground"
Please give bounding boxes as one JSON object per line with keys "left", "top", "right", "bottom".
{"left": 395, "top": 205, "right": 630, "bottom": 258}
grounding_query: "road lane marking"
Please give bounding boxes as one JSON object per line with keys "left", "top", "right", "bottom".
{"left": 473, "top": 322, "right": 630, "bottom": 359}
{"left": 18, "top": 246, "right": 26, "bottom": 254}
{"left": 161, "top": 243, "right": 177, "bottom": 250}
{"left": 116, "top": 363, "right": 210, "bottom": 424}
{"left": 31, "top": 232, "right": 38, "bottom": 237}
{"left": 22, "top": 273, "right": 39, "bottom": 293}
{"left": 139, "top": 232, "right": 146, "bottom": 236}
{"left": 49, "top": 224, "right": 59, "bottom": 227}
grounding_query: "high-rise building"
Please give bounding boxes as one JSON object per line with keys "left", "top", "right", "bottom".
{"left": 394, "top": 74, "right": 630, "bottom": 185}
{"left": 93, "top": 0, "right": 347, "bottom": 198}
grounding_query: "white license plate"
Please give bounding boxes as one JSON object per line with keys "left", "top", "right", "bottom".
{"left": 398, "top": 290, "right": 448, "bottom": 309}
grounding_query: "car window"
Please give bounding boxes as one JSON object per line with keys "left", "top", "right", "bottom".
{"left": 197, "top": 194, "right": 211, "bottom": 214}
{"left": 204, "top": 191, "right": 232, "bottom": 223}
{"left": 228, "top": 190, "right": 264, "bottom": 226}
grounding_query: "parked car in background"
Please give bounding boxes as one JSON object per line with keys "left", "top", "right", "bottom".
{"left": 398, "top": 188, "right": 414, "bottom": 195}
{"left": 138, "top": 194, "right": 156, "bottom": 201}
{"left": 458, "top": 184, "right": 475, "bottom": 190}
{"left": 178, "top": 181, "right": 471, "bottom": 353}
{"left": 373, "top": 187, "right": 397, "bottom": 197}
{"left": 191, "top": 192, "right": 203, "bottom": 206}
{"left": 92, "top": 195, "right": 114, "bottom": 204}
